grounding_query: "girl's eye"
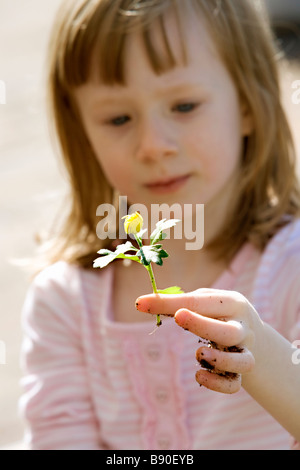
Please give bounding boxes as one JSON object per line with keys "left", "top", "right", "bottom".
{"left": 173, "top": 103, "right": 198, "bottom": 113}
{"left": 110, "top": 115, "right": 131, "bottom": 126}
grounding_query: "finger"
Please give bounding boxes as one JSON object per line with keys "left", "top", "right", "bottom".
{"left": 195, "top": 369, "right": 242, "bottom": 394}
{"left": 196, "top": 346, "right": 255, "bottom": 374}
{"left": 135, "top": 289, "right": 244, "bottom": 319}
{"left": 175, "top": 308, "right": 245, "bottom": 346}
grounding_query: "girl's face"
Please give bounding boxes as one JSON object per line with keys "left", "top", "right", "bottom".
{"left": 74, "top": 9, "right": 253, "bottom": 213}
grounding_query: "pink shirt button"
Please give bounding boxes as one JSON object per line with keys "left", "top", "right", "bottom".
{"left": 157, "top": 435, "right": 171, "bottom": 450}
{"left": 145, "top": 345, "right": 160, "bottom": 361}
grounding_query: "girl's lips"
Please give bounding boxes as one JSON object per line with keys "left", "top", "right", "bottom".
{"left": 144, "top": 174, "right": 191, "bottom": 194}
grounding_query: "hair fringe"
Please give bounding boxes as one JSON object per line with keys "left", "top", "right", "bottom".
{"left": 36, "top": 0, "right": 300, "bottom": 272}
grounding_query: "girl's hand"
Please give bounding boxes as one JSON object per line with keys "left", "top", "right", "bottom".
{"left": 136, "top": 289, "right": 262, "bottom": 394}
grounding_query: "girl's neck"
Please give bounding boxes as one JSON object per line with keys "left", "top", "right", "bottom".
{"left": 146, "top": 195, "right": 231, "bottom": 287}
{"left": 112, "top": 239, "right": 228, "bottom": 325}
{"left": 152, "top": 237, "right": 228, "bottom": 292}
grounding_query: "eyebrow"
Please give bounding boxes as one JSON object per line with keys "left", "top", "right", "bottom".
{"left": 89, "top": 81, "right": 206, "bottom": 110}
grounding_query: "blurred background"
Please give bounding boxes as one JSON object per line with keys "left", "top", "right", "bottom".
{"left": 0, "top": 0, "right": 66, "bottom": 449}
{"left": 0, "top": 0, "right": 299, "bottom": 450}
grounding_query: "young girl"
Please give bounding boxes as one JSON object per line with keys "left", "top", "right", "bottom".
{"left": 20, "top": 0, "right": 300, "bottom": 450}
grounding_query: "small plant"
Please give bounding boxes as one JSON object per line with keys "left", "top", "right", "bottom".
{"left": 93, "top": 212, "right": 183, "bottom": 327}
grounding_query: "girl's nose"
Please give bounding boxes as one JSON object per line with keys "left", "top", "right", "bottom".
{"left": 135, "top": 115, "right": 178, "bottom": 163}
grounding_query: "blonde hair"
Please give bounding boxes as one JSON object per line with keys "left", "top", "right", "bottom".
{"left": 44, "top": 0, "right": 300, "bottom": 268}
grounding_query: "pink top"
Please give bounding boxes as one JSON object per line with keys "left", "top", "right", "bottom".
{"left": 20, "top": 221, "right": 300, "bottom": 450}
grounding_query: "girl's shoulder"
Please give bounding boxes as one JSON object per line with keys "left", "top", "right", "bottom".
{"left": 22, "top": 262, "right": 82, "bottom": 327}
{"left": 264, "top": 218, "right": 300, "bottom": 262}
{"left": 31, "top": 260, "right": 108, "bottom": 293}
{"left": 27, "top": 261, "right": 85, "bottom": 308}
{"left": 32, "top": 260, "right": 79, "bottom": 288}
{"left": 253, "top": 219, "right": 300, "bottom": 338}
{"left": 253, "top": 218, "right": 300, "bottom": 291}
{"left": 23, "top": 261, "right": 111, "bottom": 326}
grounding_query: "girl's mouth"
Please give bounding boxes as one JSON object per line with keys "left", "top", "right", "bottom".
{"left": 144, "top": 174, "right": 191, "bottom": 194}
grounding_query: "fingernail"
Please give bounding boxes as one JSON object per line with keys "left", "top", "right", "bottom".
{"left": 135, "top": 297, "right": 146, "bottom": 310}
{"left": 135, "top": 297, "right": 152, "bottom": 313}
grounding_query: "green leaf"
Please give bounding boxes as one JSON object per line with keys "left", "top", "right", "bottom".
{"left": 137, "top": 245, "right": 169, "bottom": 266}
{"left": 157, "top": 249, "right": 169, "bottom": 259}
{"left": 157, "top": 286, "right": 184, "bottom": 294}
{"left": 137, "top": 246, "right": 157, "bottom": 266}
{"left": 136, "top": 246, "right": 150, "bottom": 266}
{"left": 93, "top": 241, "right": 140, "bottom": 268}
{"left": 150, "top": 219, "right": 181, "bottom": 244}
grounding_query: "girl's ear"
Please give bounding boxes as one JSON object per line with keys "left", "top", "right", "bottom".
{"left": 240, "top": 99, "right": 254, "bottom": 137}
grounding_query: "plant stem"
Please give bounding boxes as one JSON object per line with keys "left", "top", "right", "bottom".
{"left": 146, "top": 264, "right": 161, "bottom": 327}
{"left": 135, "top": 235, "right": 162, "bottom": 327}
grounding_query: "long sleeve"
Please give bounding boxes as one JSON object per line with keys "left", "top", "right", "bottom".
{"left": 252, "top": 220, "right": 300, "bottom": 449}
{"left": 19, "top": 263, "right": 103, "bottom": 450}
{"left": 289, "top": 308, "right": 300, "bottom": 451}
